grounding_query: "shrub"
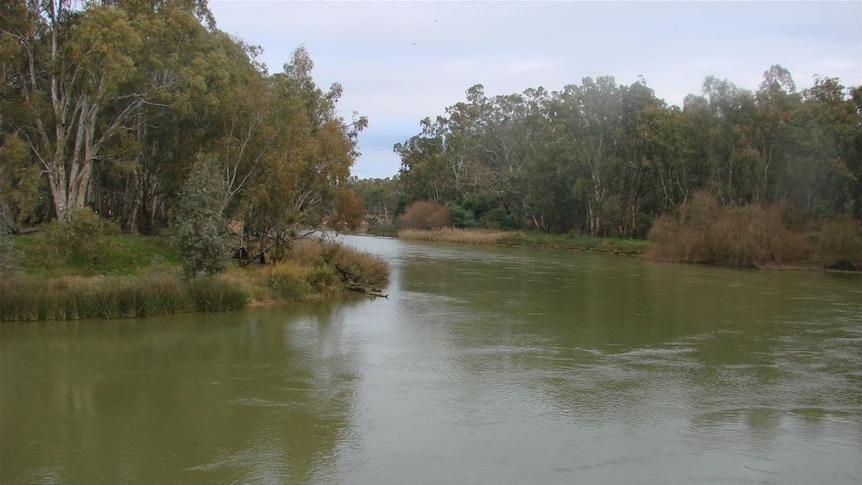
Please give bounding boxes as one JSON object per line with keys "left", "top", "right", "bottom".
{"left": 39, "top": 207, "right": 118, "bottom": 267}
{"left": 287, "top": 237, "right": 390, "bottom": 288}
{"left": 645, "top": 191, "right": 849, "bottom": 268}
{"left": 680, "top": 190, "right": 721, "bottom": 231}
{"left": 399, "top": 200, "right": 450, "bottom": 230}
{"left": 265, "top": 262, "right": 312, "bottom": 301}
{"left": 482, "top": 207, "right": 515, "bottom": 230}
{"left": 446, "top": 202, "right": 473, "bottom": 228}
{"left": 172, "top": 156, "right": 229, "bottom": 279}
{"left": 816, "top": 219, "right": 862, "bottom": 264}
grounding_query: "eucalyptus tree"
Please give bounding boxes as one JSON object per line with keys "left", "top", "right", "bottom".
{"left": 10, "top": 0, "right": 146, "bottom": 221}
{"left": 93, "top": 0, "right": 220, "bottom": 233}
{"left": 788, "top": 76, "right": 860, "bottom": 218}
{"left": 752, "top": 65, "right": 800, "bottom": 203}
{"left": 241, "top": 47, "right": 367, "bottom": 262}
{"left": 395, "top": 117, "right": 454, "bottom": 203}
{"left": 569, "top": 76, "right": 625, "bottom": 236}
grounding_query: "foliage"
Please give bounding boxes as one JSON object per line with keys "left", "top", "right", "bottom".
{"left": 265, "top": 262, "right": 314, "bottom": 301}
{"left": 645, "top": 191, "right": 861, "bottom": 268}
{"left": 0, "top": 209, "right": 18, "bottom": 275}
{"left": 172, "top": 156, "right": 229, "bottom": 278}
{"left": 399, "top": 200, "right": 451, "bottom": 230}
{"left": 38, "top": 207, "right": 121, "bottom": 268}
{"left": 3, "top": 1, "right": 365, "bottom": 253}
{"left": 395, "top": 68, "right": 861, "bottom": 241}
{"left": 287, "top": 237, "right": 390, "bottom": 288}
{"left": 327, "top": 187, "right": 365, "bottom": 231}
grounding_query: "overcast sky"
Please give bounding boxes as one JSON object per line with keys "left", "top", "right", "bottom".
{"left": 209, "top": 1, "right": 862, "bottom": 179}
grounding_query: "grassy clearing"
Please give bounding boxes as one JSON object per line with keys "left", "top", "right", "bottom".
{"left": 398, "top": 228, "right": 649, "bottom": 254}
{"left": 14, "top": 232, "right": 180, "bottom": 276}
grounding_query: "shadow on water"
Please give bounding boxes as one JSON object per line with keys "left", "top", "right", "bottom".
{"left": 0, "top": 301, "right": 367, "bottom": 484}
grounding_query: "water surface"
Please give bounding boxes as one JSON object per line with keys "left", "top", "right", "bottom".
{"left": 2, "top": 235, "right": 861, "bottom": 483}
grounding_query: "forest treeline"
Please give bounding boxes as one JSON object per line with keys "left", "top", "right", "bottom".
{"left": 1, "top": 0, "right": 367, "bottom": 258}
{"left": 2, "top": 1, "right": 860, "bottom": 266}
{"left": 355, "top": 66, "right": 861, "bottom": 240}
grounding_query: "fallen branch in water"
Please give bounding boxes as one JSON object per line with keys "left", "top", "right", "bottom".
{"left": 335, "top": 264, "right": 388, "bottom": 298}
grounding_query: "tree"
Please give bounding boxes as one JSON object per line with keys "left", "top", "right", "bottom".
{"left": 14, "top": 1, "right": 145, "bottom": 220}
{"left": 241, "top": 46, "right": 366, "bottom": 263}
{"left": 172, "top": 156, "right": 229, "bottom": 278}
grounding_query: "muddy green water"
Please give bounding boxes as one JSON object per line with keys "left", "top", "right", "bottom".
{"left": 2, "top": 235, "right": 861, "bottom": 484}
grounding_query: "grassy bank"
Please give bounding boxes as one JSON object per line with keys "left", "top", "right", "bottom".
{"left": 2, "top": 233, "right": 389, "bottom": 321}
{"left": 397, "top": 227, "right": 650, "bottom": 254}
{"left": 0, "top": 272, "right": 246, "bottom": 321}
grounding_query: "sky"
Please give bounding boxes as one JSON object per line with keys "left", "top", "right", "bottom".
{"left": 208, "top": 1, "right": 862, "bottom": 179}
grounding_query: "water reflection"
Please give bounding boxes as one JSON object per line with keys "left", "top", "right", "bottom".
{"left": 2, "top": 235, "right": 861, "bottom": 484}
{"left": 1, "top": 303, "right": 365, "bottom": 484}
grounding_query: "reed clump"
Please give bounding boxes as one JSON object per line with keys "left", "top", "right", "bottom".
{"left": 0, "top": 271, "right": 246, "bottom": 321}
{"left": 399, "top": 227, "right": 518, "bottom": 245}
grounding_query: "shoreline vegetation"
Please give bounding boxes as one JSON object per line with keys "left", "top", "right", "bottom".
{"left": 1, "top": 234, "right": 389, "bottom": 322}
{"left": 373, "top": 192, "right": 861, "bottom": 272}
{"left": 396, "top": 227, "right": 650, "bottom": 255}
{"left": 394, "top": 225, "right": 860, "bottom": 271}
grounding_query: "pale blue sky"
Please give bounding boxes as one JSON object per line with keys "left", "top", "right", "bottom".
{"left": 209, "top": 1, "right": 862, "bottom": 179}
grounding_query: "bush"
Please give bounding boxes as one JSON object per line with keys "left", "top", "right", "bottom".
{"left": 815, "top": 219, "right": 862, "bottom": 264}
{"left": 265, "top": 262, "right": 312, "bottom": 301}
{"left": 399, "top": 200, "right": 450, "bottom": 230}
{"left": 446, "top": 202, "right": 473, "bottom": 228}
{"left": 172, "top": 156, "right": 229, "bottom": 279}
{"left": 39, "top": 207, "right": 119, "bottom": 267}
{"left": 482, "top": 207, "right": 516, "bottom": 230}
{"left": 645, "top": 191, "right": 855, "bottom": 268}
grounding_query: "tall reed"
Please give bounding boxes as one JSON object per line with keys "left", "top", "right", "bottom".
{"left": 0, "top": 273, "right": 247, "bottom": 321}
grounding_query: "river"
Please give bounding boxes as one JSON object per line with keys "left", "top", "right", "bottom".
{"left": 2, "top": 235, "right": 861, "bottom": 484}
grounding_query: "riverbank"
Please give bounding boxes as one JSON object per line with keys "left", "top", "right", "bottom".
{"left": 381, "top": 226, "right": 860, "bottom": 271}
{"left": 394, "top": 228, "right": 650, "bottom": 255}
{"left": 1, "top": 234, "right": 389, "bottom": 321}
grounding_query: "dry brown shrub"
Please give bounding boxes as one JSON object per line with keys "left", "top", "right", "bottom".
{"left": 816, "top": 219, "right": 862, "bottom": 263}
{"left": 399, "top": 200, "right": 450, "bottom": 230}
{"left": 647, "top": 192, "right": 816, "bottom": 267}
{"left": 645, "top": 215, "right": 683, "bottom": 262}
{"left": 286, "top": 237, "right": 389, "bottom": 287}
{"left": 399, "top": 228, "right": 516, "bottom": 245}
{"left": 680, "top": 190, "right": 721, "bottom": 231}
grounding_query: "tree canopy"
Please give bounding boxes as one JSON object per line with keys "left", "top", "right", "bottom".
{"left": 1, "top": 0, "right": 366, "bottom": 247}
{"left": 392, "top": 70, "right": 861, "bottom": 237}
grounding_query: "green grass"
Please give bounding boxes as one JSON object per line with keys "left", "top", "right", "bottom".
{"left": 13, "top": 232, "right": 181, "bottom": 276}
{"left": 2, "top": 232, "right": 390, "bottom": 321}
